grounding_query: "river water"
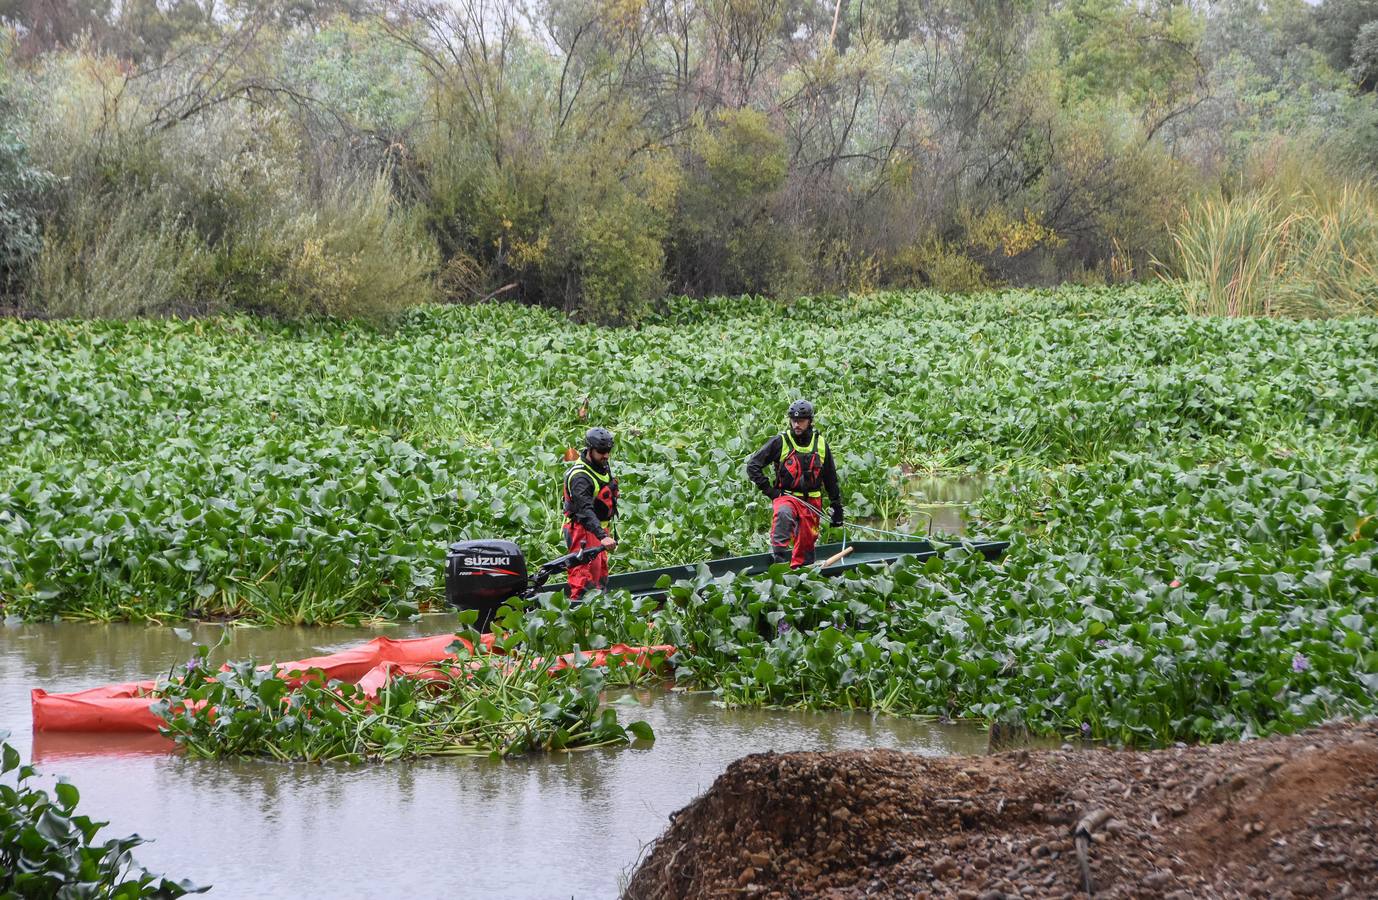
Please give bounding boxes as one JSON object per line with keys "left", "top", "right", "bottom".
{"left": 1, "top": 614, "right": 991, "bottom": 899}
{"left": 849, "top": 472, "right": 987, "bottom": 541}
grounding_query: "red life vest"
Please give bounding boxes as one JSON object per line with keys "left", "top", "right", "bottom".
{"left": 776, "top": 430, "right": 827, "bottom": 499}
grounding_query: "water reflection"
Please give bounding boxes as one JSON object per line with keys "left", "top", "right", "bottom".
{"left": 858, "top": 472, "right": 989, "bottom": 537}
{"left": 2, "top": 618, "right": 990, "bottom": 899}
{"left": 31, "top": 732, "right": 175, "bottom": 762}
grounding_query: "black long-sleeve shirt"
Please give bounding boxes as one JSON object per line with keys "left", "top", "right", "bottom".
{"left": 746, "top": 430, "right": 842, "bottom": 513}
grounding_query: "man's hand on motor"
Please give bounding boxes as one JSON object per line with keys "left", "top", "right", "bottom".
{"left": 600, "top": 535, "right": 617, "bottom": 550}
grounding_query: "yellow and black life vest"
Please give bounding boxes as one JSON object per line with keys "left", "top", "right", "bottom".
{"left": 562, "top": 460, "right": 619, "bottom": 531}
{"left": 776, "top": 430, "right": 827, "bottom": 499}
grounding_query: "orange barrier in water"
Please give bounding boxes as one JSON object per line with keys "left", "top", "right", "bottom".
{"left": 32, "top": 633, "right": 676, "bottom": 734}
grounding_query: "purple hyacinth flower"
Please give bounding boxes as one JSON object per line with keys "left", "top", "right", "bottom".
{"left": 1292, "top": 653, "right": 1309, "bottom": 673}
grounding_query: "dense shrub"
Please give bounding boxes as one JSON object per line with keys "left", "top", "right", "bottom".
{"left": 32, "top": 193, "right": 208, "bottom": 317}
{"left": 15, "top": 43, "right": 436, "bottom": 322}
{"left": 1349, "top": 21, "right": 1378, "bottom": 91}
{"left": 2, "top": 0, "right": 1376, "bottom": 320}
{"left": 0, "top": 40, "right": 53, "bottom": 299}
{"left": 200, "top": 173, "right": 436, "bottom": 319}
{"left": 884, "top": 240, "right": 991, "bottom": 293}
{"left": 670, "top": 108, "right": 798, "bottom": 297}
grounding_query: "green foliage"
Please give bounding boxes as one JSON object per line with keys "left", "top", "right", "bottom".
{"left": 127, "top": 438, "right": 1378, "bottom": 749}
{"left": 1197, "top": 2, "right": 1378, "bottom": 170}
{"left": 411, "top": 444, "right": 1378, "bottom": 746}
{"left": 152, "top": 641, "right": 656, "bottom": 761}
{"left": 0, "top": 40, "right": 53, "bottom": 297}
{"left": 671, "top": 108, "right": 798, "bottom": 296}
{"left": 15, "top": 46, "right": 436, "bottom": 322}
{"left": 0, "top": 734, "right": 207, "bottom": 897}
{"left": 276, "top": 17, "right": 425, "bottom": 133}
{"left": 32, "top": 192, "right": 208, "bottom": 318}
{"left": 112, "top": 0, "right": 217, "bottom": 63}
{"left": 1166, "top": 191, "right": 1289, "bottom": 317}
{"left": 571, "top": 194, "right": 671, "bottom": 325}
{"left": 1036, "top": 111, "right": 1192, "bottom": 281}
{"left": 202, "top": 173, "right": 437, "bottom": 321}
{"left": 4, "top": 286, "right": 1377, "bottom": 623}
{"left": 1314, "top": 0, "right": 1378, "bottom": 71}
{"left": 1349, "top": 21, "right": 1378, "bottom": 91}
{"left": 2, "top": 0, "right": 1378, "bottom": 314}
{"left": 5, "top": 0, "right": 1378, "bottom": 315}
{"left": 885, "top": 240, "right": 991, "bottom": 293}
{"left": 1053, "top": 0, "right": 1205, "bottom": 132}
{"left": 1165, "top": 148, "right": 1378, "bottom": 318}
{"left": 414, "top": 34, "right": 677, "bottom": 325}
{"left": 635, "top": 448, "right": 1378, "bottom": 744}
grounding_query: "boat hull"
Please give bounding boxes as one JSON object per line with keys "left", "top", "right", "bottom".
{"left": 548, "top": 539, "right": 1009, "bottom": 599}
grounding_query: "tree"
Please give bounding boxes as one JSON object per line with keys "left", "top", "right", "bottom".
{"left": 672, "top": 107, "right": 791, "bottom": 295}
{"left": 112, "top": 0, "right": 217, "bottom": 62}
{"left": 0, "top": 0, "right": 113, "bottom": 58}
{"left": 1349, "top": 20, "right": 1378, "bottom": 90}
{"left": 1053, "top": 0, "right": 1207, "bottom": 141}
{"left": 0, "top": 45, "right": 53, "bottom": 297}
{"left": 1314, "top": 0, "right": 1378, "bottom": 71}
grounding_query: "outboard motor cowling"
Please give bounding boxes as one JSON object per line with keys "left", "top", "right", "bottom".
{"left": 445, "top": 540, "right": 527, "bottom": 629}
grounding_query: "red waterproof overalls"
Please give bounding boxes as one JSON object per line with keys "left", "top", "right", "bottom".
{"left": 771, "top": 431, "right": 828, "bottom": 567}
{"left": 562, "top": 459, "right": 618, "bottom": 600}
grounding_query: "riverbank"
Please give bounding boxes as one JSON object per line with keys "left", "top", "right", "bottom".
{"left": 624, "top": 719, "right": 1378, "bottom": 899}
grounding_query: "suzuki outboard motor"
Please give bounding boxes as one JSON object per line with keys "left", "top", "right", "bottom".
{"left": 445, "top": 540, "right": 527, "bottom": 631}
{"left": 445, "top": 539, "right": 606, "bottom": 631}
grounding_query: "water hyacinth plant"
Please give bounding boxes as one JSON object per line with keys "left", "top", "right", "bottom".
{"left": 5, "top": 287, "right": 1377, "bottom": 749}
{"left": 2, "top": 287, "right": 1376, "bottom": 624}
{"left": 522, "top": 448, "right": 1377, "bottom": 745}
{"left": 0, "top": 735, "right": 207, "bottom": 896}
{"left": 152, "top": 639, "right": 657, "bottom": 762}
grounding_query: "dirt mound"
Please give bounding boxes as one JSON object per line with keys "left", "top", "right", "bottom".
{"left": 623, "top": 720, "right": 1378, "bottom": 899}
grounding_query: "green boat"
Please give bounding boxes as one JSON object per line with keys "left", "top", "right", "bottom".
{"left": 444, "top": 537, "right": 1010, "bottom": 628}
{"left": 550, "top": 538, "right": 1010, "bottom": 600}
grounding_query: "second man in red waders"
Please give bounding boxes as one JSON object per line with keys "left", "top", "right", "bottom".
{"left": 746, "top": 400, "right": 844, "bottom": 567}
{"left": 562, "top": 427, "right": 619, "bottom": 600}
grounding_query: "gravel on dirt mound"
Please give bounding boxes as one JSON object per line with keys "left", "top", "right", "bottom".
{"left": 623, "top": 720, "right": 1378, "bottom": 899}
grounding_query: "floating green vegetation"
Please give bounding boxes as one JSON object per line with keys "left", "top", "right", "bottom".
{"left": 4, "top": 287, "right": 1377, "bottom": 747}
{"left": 1, "top": 735, "right": 207, "bottom": 897}
{"left": 509, "top": 448, "right": 1378, "bottom": 745}
{"left": 152, "top": 637, "right": 657, "bottom": 763}
{"left": 3, "top": 286, "right": 1376, "bottom": 624}
{"left": 141, "top": 440, "right": 1378, "bottom": 749}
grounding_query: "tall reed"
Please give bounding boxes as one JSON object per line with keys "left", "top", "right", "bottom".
{"left": 1165, "top": 155, "right": 1378, "bottom": 318}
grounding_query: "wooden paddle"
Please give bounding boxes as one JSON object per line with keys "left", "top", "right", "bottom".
{"left": 816, "top": 546, "right": 854, "bottom": 568}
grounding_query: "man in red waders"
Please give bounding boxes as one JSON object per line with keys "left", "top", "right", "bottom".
{"left": 746, "top": 400, "right": 844, "bottom": 567}
{"left": 562, "top": 427, "right": 619, "bottom": 600}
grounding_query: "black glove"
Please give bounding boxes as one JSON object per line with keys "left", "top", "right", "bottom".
{"left": 763, "top": 485, "right": 780, "bottom": 500}
{"left": 830, "top": 508, "right": 844, "bottom": 528}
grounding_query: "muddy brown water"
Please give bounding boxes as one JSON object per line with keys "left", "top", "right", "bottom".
{"left": 853, "top": 473, "right": 987, "bottom": 538}
{"left": 902, "top": 473, "right": 986, "bottom": 536}
{"left": 1, "top": 614, "right": 991, "bottom": 899}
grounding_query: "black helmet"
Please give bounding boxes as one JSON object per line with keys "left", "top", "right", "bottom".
{"left": 787, "top": 399, "right": 814, "bottom": 420}
{"left": 584, "top": 427, "right": 614, "bottom": 452}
